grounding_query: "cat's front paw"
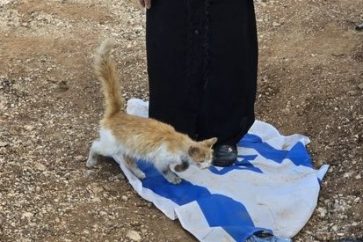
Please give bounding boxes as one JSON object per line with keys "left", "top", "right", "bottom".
{"left": 167, "top": 175, "right": 182, "bottom": 184}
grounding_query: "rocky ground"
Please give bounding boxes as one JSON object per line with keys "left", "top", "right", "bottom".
{"left": 0, "top": 0, "right": 362, "bottom": 241}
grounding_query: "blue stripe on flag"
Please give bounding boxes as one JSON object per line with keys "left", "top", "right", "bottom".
{"left": 137, "top": 161, "right": 268, "bottom": 241}
{"left": 198, "top": 194, "right": 269, "bottom": 241}
{"left": 209, "top": 155, "right": 262, "bottom": 175}
{"left": 239, "top": 134, "right": 312, "bottom": 167}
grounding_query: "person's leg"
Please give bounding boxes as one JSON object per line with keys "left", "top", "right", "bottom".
{"left": 146, "top": 0, "right": 258, "bottom": 167}
{"left": 197, "top": 0, "right": 258, "bottom": 166}
{"left": 146, "top": 0, "right": 200, "bottom": 139}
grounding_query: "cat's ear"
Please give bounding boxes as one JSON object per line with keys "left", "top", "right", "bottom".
{"left": 202, "top": 137, "right": 218, "bottom": 148}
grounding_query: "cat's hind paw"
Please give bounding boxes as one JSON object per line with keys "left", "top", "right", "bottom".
{"left": 86, "top": 158, "right": 97, "bottom": 168}
{"left": 133, "top": 170, "right": 146, "bottom": 180}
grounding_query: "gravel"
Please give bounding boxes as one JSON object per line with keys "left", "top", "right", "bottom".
{"left": 0, "top": 0, "right": 362, "bottom": 241}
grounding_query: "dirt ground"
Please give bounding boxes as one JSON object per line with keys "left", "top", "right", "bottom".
{"left": 0, "top": 0, "right": 362, "bottom": 241}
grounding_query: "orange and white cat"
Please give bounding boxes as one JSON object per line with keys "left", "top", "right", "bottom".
{"left": 86, "top": 40, "right": 217, "bottom": 184}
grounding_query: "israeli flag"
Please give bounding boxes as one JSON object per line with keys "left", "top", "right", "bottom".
{"left": 112, "top": 99, "right": 329, "bottom": 242}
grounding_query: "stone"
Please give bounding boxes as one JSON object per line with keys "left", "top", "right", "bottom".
{"left": 34, "top": 162, "right": 46, "bottom": 171}
{"left": 21, "top": 212, "right": 33, "bottom": 219}
{"left": 89, "top": 183, "right": 104, "bottom": 194}
{"left": 108, "top": 173, "right": 125, "bottom": 181}
{"left": 24, "top": 125, "right": 34, "bottom": 131}
{"left": 126, "top": 230, "right": 141, "bottom": 241}
{"left": 317, "top": 207, "right": 327, "bottom": 218}
{"left": 75, "top": 155, "right": 84, "bottom": 162}
{"left": 272, "top": 22, "right": 281, "bottom": 27}
{"left": 331, "top": 225, "right": 338, "bottom": 232}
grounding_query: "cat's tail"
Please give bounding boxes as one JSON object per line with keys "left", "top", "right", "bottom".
{"left": 94, "top": 39, "right": 123, "bottom": 119}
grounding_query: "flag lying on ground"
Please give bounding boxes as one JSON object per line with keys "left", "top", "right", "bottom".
{"left": 112, "top": 98, "right": 329, "bottom": 242}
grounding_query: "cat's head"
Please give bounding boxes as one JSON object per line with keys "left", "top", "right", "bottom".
{"left": 188, "top": 137, "right": 218, "bottom": 169}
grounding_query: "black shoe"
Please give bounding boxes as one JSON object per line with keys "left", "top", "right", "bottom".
{"left": 212, "top": 144, "right": 238, "bottom": 167}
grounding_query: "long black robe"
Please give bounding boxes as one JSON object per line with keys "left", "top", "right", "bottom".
{"left": 146, "top": 0, "right": 258, "bottom": 146}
